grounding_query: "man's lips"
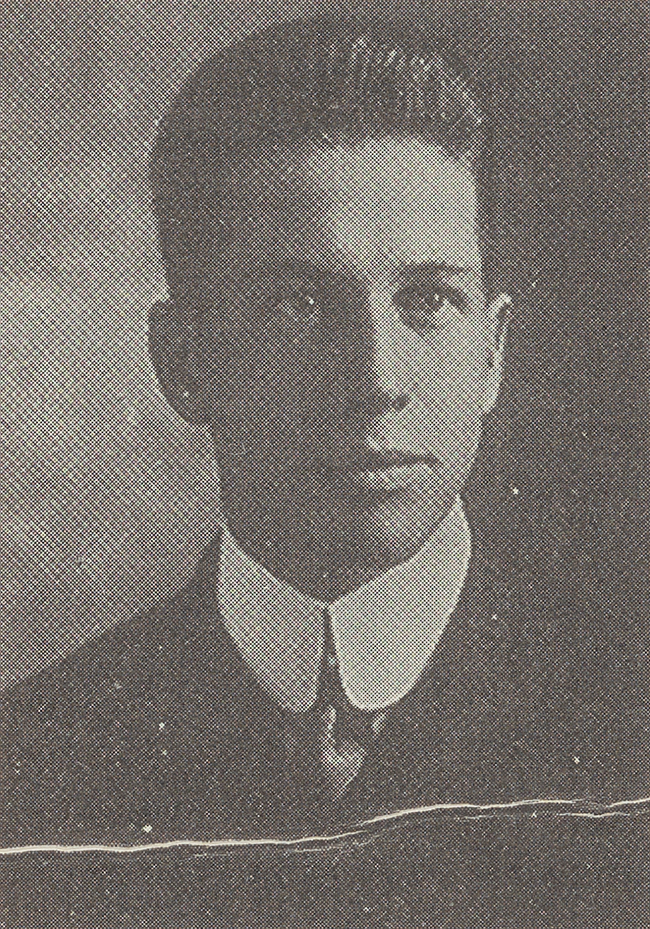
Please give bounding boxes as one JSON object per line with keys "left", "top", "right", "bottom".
{"left": 309, "top": 453, "right": 440, "bottom": 501}
{"left": 313, "top": 450, "right": 438, "bottom": 476}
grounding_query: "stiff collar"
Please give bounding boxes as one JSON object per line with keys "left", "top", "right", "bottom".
{"left": 218, "top": 498, "right": 471, "bottom": 713}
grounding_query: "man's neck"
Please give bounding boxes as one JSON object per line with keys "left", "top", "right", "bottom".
{"left": 217, "top": 497, "right": 472, "bottom": 712}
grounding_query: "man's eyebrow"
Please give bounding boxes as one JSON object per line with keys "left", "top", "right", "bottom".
{"left": 252, "top": 258, "right": 328, "bottom": 278}
{"left": 244, "top": 258, "right": 481, "bottom": 286}
{"left": 398, "top": 261, "right": 478, "bottom": 277}
{"left": 265, "top": 259, "right": 478, "bottom": 277}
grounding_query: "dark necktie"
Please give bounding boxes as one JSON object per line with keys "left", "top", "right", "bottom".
{"left": 286, "top": 608, "right": 388, "bottom": 804}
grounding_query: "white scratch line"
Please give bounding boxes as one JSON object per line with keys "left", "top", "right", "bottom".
{"left": 1, "top": 796, "right": 648, "bottom": 857}
{"left": 557, "top": 810, "right": 636, "bottom": 819}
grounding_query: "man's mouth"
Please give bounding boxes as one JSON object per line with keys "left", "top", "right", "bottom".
{"left": 315, "top": 450, "right": 438, "bottom": 476}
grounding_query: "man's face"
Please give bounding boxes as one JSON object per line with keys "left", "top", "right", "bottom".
{"left": 194, "top": 135, "right": 506, "bottom": 571}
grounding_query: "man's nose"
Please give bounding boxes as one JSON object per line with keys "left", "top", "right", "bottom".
{"left": 336, "top": 302, "right": 413, "bottom": 420}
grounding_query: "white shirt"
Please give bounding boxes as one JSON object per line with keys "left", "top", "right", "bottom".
{"left": 218, "top": 497, "right": 471, "bottom": 714}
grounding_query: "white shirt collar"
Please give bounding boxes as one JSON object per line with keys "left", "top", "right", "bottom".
{"left": 218, "top": 497, "right": 471, "bottom": 713}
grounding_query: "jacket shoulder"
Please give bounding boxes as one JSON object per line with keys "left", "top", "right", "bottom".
{"left": 5, "top": 545, "right": 217, "bottom": 711}
{"left": 1, "top": 539, "right": 235, "bottom": 845}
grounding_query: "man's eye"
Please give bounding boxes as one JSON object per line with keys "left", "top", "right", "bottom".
{"left": 273, "top": 285, "right": 322, "bottom": 324}
{"left": 394, "top": 287, "right": 466, "bottom": 330}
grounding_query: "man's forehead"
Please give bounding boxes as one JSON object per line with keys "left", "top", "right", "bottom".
{"left": 217, "top": 135, "right": 482, "bottom": 279}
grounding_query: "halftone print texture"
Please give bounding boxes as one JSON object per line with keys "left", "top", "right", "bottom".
{"left": 1, "top": 3, "right": 648, "bottom": 927}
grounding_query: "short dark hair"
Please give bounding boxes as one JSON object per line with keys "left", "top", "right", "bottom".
{"left": 150, "top": 16, "right": 495, "bottom": 306}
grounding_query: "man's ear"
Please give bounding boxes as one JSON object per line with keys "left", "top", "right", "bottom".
{"left": 148, "top": 300, "right": 207, "bottom": 424}
{"left": 481, "top": 293, "right": 512, "bottom": 416}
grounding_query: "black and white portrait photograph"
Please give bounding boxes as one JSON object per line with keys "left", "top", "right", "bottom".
{"left": 1, "top": 0, "right": 648, "bottom": 925}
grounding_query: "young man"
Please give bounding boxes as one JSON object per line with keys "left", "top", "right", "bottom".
{"left": 2, "top": 17, "right": 643, "bottom": 847}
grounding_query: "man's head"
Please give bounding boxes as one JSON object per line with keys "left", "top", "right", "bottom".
{"left": 149, "top": 17, "right": 511, "bottom": 598}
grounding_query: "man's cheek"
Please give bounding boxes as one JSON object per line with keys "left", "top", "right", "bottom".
{"left": 415, "top": 395, "right": 483, "bottom": 466}
{"left": 216, "top": 401, "right": 314, "bottom": 470}
{"left": 421, "top": 347, "right": 488, "bottom": 410}
{"left": 419, "top": 372, "right": 484, "bottom": 427}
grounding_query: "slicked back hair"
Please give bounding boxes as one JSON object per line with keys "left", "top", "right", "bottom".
{"left": 150, "top": 16, "right": 495, "bottom": 309}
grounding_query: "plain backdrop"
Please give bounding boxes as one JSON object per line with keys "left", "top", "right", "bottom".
{"left": 1, "top": 0, "right": 648, "bottom": 687}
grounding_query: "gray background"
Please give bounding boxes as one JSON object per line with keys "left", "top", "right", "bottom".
{"left": 2, "top": 0, "right": 647, "bottom": 687}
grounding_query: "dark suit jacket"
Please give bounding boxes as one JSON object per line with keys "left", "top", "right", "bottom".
{"left": 2, "top": 507, "right": 647, "bottom": 849}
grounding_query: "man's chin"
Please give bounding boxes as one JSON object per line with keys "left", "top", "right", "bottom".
{"left": 308, "top": 483, "right": 459, "bottom": 567}
{"left": 222, "top": 464, "right": 460, "bottom": 560}
{"left": 221, "top": 475, "right": 460, "bottom": 599}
